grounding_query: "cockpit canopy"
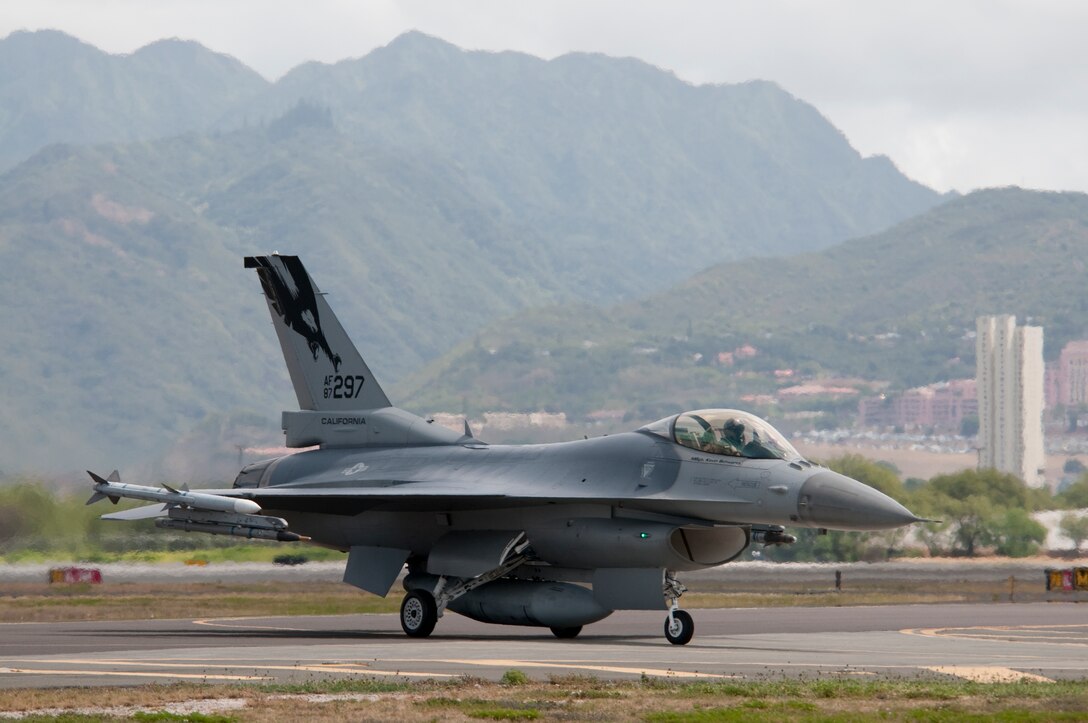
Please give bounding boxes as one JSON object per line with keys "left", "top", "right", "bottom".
{"left": 640, "top": 409, "right": 803, "bottom": 461}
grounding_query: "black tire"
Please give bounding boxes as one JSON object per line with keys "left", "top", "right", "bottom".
{"left": 400, "top": 590, "right": 438, "bottom": 638}
{"left": 550, "top": 625, "right": 582, "bottom": 639}
{"left": 664, "top": 610, "right": 694, "bottom": 645}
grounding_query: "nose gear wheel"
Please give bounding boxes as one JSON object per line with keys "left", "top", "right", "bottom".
{"left": 664, "top": 609, "right": 694, "bottom": 645}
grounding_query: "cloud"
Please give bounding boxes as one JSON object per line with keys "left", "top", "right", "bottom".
{"left": 3, "top": 0, "right": 1087, "bottom": 193}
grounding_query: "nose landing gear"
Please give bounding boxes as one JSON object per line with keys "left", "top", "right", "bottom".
{"left": 664, "top": 609, "right": 694, "bottom": 645}
{"left": 663, "top": 573, "right": 693, "bottom": 645}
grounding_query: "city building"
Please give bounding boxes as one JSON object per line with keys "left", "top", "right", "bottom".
{"left": 857, "top": 379, "right": 977, "bottom": 432}
{"left": 1049, "top": 340, "right": 1088, "bottom": 408}
{"left": 976, "top": 315, "right": 1046, "bottom": 488}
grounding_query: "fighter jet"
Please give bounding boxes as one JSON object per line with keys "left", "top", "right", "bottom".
{"left": 89, "top": 254, "right": 921, "bottom": 644}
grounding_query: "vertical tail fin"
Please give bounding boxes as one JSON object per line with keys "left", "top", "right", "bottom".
{"left": 245, "top": 254, "right": 391, "bottom": 411}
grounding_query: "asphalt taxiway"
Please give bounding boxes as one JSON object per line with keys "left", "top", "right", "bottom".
{"left": 1, "top": 603, "right": 1086, "bottom": 688}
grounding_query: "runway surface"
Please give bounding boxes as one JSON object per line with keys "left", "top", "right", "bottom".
{"left": 1, "top": 603, "right": 1086, "bottom": 688}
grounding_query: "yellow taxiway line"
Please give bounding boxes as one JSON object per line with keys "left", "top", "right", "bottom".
{"left": 902, "top": 624, "right": 1088, "bottom": 648}
{"left": 0, "top": 666, "right": 267, "bottom": 681}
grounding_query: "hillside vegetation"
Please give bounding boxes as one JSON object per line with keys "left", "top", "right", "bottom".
{"left": 0, "top": 31, "right": 941, "bottom": 473}
{"left": 403, "top": 189, "right": 1088, "bottom": 423}
{"left": 0, "top": 30, "right": 266, "bottom": 171}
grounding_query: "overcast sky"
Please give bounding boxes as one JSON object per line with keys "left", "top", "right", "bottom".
{"left": 4, "top": 1, "right": 1087, "bottom": 194}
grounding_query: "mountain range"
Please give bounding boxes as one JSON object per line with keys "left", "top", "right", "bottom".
{"left": 403, "top": 188, "right": 1088, "bottom": 424}
{"left": 1, "top": 30, "right": 944, "bottom": 474}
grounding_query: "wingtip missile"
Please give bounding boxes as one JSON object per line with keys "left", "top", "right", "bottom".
{"left": 86, "top": 470, "right": 261, "bottom": 515}
{"left": 88, "top": 472, "right": 304, "bottom": 542}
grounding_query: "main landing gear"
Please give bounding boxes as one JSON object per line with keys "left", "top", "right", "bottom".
{"left": 663, "top": 573, "right": 693, "bottom": 645}
{"left": 400, "top": 590, "right": 438, "bottom": 637}
{"left": 401, "top": 564, "right": 694, "bottom": 644}
{"left": 401, "top": 542, "right": 531, "bottom": 638}
{"left": 549, "top": 625, "right": 582, "bottom": 639}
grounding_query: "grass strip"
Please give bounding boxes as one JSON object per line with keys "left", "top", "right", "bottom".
{"left": 1, "top": 676, "right": 1085, "bottom": 722}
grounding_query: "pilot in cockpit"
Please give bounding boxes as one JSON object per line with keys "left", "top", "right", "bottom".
{"left": 721, "top": 418, "right": 747, "bottom": 452}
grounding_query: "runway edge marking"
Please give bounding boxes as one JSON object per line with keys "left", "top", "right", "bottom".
{"left": 5, "top": 659, "right": 449, "bottom": 679}
{"left": 428, "top": 659, "right": 731, "bottom": 678}
{"left": 0, "top": 667, "right": 268, "bottom": 681}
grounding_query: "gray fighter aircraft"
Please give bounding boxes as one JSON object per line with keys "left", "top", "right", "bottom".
{"left": 89, "top": 254, "right": 921, "bottom": 644}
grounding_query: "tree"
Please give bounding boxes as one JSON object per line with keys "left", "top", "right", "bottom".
{"left": 910, "top": 486, "right": 998, "bottom": 557}
{"left": 929, "top": 468, "right": 1032, "bottom": 510}
{"left": 945, "top": 495, "right": 998, "bottom": 557}
{"left": 825, "top": 454, "right": 906, "bottom": 499}
{"left": 912, "top": 467, "right": 1055, "bottom": 557}
{"left": 1057, "top": 475, "right": 1088, "bottom": 509}
{"left": 1063, "top": 458, "right": 1086, "bottom": 475}
{"left": 1060, "top": 513, "right": 1088, "bottom": 554}
{"left": 915, "top": 519, "right": 952, "bottom": 557}
{"left": 989, "top": 508, "right": 1047, "bottom": 557}
{"left": 763, "top": 528, "right": 869, "bottom": 563}
{"left": 0, "top": 482, "right": 61, "bottom": 550}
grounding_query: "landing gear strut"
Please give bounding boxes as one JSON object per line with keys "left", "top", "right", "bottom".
{"left": 401, "top": 536, "right": 531, "bottom": 638}
{"left": 663, "top": 573, "right": 693, "bottom": 645}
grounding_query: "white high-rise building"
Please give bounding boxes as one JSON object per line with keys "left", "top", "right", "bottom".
{"left": 976, "top": 315, "right": 1046, "bottom": 488}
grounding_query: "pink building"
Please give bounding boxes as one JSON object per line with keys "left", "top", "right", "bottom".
{"left": 1051, "top": 340, "right": 1088, "bottom": 408}
{"left": 857, "top": 379, "right": 977, "bottom": 432}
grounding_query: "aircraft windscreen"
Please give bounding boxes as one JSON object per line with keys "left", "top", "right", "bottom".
{"left": 667, "top": 409, "right": 802, "bottom": 461}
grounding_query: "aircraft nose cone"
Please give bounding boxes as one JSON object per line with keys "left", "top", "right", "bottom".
{"left": 797, "top": 470, "right": 919, "bottom": 531}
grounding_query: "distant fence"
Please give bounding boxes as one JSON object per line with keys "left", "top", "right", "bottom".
{"left": 48, "top": 567, "right": 102, "bottom": 584}
{"left": 1045, "top": 567, "right": 1088, "bottom": 592}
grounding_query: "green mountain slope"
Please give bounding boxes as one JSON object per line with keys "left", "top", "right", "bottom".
{"left": 235, "top": 32, "right": 940, "bottom": 271}
{"left": 0, "top": 32, "right": 944, "bottom": 474}
{"left": 401, "top": 189, "right": 1088, "bottom": 422}
{"left": 0, "top": 30, "right": 267, "bottom": 171}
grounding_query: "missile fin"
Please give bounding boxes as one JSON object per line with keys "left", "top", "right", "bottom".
{"left": 107, "top": 470, "right": 121, "bottom": 483}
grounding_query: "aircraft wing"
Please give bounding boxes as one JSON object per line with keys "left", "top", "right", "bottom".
{"left": 195, "top": 480, "right": 756, "bottom": 516}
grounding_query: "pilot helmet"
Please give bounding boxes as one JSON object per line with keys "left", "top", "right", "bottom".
{"left": 723, "top": 418, "right": 745, "bottom": 436}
